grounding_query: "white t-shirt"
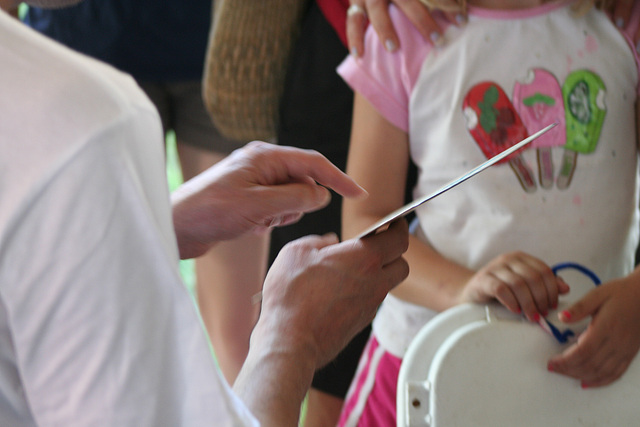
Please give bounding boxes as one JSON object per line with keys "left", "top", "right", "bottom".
{"left": 339, "top": 0, "right": 640, "bottom": 357}
{"left": 0, "top": 11, "right": 257, "bottom": 426}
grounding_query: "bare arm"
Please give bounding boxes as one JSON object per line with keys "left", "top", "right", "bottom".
{"left": 343, "top": 93, "right": 472, "bottom": 311}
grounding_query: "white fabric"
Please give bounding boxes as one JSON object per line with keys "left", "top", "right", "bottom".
{"left": 0, "top": 12, "right": 258, "bottom": 426}
{"left": 340, "top": 1, "right": 640, "bottom": 357}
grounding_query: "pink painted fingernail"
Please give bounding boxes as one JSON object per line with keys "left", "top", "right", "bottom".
{"left": 533, "top": 312, "right": 540, "bottom": 322}
{"left": 581, "top": 382, "right": 590, "bottom": 389}
{"left": 561, "top": 310, "right": 572, "bottom": 320}
{"left": 547, "top": 362, "right": 554, "bottom": 372}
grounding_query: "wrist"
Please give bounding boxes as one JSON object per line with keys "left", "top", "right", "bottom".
{"left": 234, "top": 319, "right": 317, "bottom": 425}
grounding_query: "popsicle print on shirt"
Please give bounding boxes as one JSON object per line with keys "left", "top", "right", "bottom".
{"left": 558, "top": 69, "right": 607, "bottom": 189}
{"left": 463, "top": 81, "right": 537, "bottom": 193}
{"left": 513, "top": 68, "right": 567, "bottom": 189}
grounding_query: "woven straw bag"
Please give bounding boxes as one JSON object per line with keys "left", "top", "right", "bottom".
{"left": 203, "top": 0, "right": 309, "bottom": 141}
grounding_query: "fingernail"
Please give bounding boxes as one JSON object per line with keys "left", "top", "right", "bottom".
{"left": 385, "top": 39, "right": 397, "bottom": 52}
{"left": 547, "top": 362, "right": 554, "bottom": 372}
{"left": 581, "top": 382, "right": 590, "bottom": 389}
{"left": 552, "top": 302, "right": 558, "bottom": 309}
{"left": 561, "top": 310, "right": 572, "bottom": 321}
{"left": 616, "top": 17, "right": 625, "bottom": 28}
{"left": 532, "top": 312, "right": 540, "bottom": 322}
{"left": 456, "top": 13, "right": 467, "bottom": 25}
{"left": 351, "top": 47, "right": 360, "bottom": 58}
{"left": 430, "top": 31, "right": 444, "bottom": 47}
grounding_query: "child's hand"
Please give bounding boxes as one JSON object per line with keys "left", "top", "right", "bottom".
{"left": 461, "top": 251, "right": 570, "bottom": 322}
{"left": 547, "top": 276, "right": 640, "bottom": 388}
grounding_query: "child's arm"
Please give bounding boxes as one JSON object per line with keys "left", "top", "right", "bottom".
{"left": 344, "top": 94, "right": 568, "bottom": 320}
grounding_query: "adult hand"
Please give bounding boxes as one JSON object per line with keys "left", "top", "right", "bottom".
{"left": 460, "top": 251, "right": 570, "bottom": 322}
{"left": 234, "top": 220, "right": 409, "bottom": 426}
{"left": 172, "top": 141, "right": 367, "bottom": 259}
{"left": 346, "top": 0, "right": 465, "bottom": 57}
{"left": 547, "top": 274, "right": 640, "bottom": 388}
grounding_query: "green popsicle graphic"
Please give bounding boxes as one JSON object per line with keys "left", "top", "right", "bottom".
{"left": 558, "top": 70, "right": 606, "bottom": 189}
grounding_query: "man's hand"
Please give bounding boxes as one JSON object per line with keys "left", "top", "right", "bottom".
{"left": 171, "top": 141, "right": 367, "bottom": 259}
{"left": 258, "top": 219, "right": 410, "bottom": 367}
{"left": 234, "top": 220, "right": 409, "bottom": 426}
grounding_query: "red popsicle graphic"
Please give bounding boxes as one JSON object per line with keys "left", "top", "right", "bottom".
{"left": 463, "top": 82, "right": 536, "bottom": 193}
{"left": 513, "top": 69, "right": 566, "bottom": 189}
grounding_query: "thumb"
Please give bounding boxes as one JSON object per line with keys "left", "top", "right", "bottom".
{"left": 558, "top": 286, "right": 607, "bottom": 323}
{"left": 261, "top": 182, "right": 332, "bottom": 216}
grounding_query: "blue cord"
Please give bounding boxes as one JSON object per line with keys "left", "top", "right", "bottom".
{"left": 542, "top": 263, "right": 601, "bottom": 343}
{"left": 552, "top": 262, "right": 601, "bottom": 286}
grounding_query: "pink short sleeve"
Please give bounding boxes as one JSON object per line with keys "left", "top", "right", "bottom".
{"left": 337, "top": 6, "right": 436, "bottom": 132}
{"left": 621, "top": 0, "right": 640, "bottom": 93}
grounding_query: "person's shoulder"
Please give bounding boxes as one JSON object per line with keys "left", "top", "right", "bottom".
{"left": 2, "top": 13, "right": 155, "bottom": 138}
{"left": 0, "top": 13, "right": 160, "bottom": 193}
{"left": 4, "top": 13, "right": 158, "bottom": 150}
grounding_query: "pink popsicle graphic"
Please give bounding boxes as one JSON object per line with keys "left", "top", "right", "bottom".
{"left": 513, "top": 69, "right": 566, "bottom": 189}
{"left": 463, "top": 82, "right": 537, "bottom": 193}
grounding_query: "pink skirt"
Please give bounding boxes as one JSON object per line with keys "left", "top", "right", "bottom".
{"left": 337, "top": 334, "right": 402, "bottom": 427}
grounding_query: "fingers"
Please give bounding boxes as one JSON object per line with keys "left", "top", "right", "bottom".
{"left": 360, "top": 219, "right": 409, "bottom": 264}
{"left": 346, "top": 1, "right": 371, "bottom": 58}
{"left": 347, "top": 0, "right": 467, "bottom": 58}
{"left": 255, "top": 182, "right": 332, "bottom": 222}
{"left": 366, "top": 227, "right": 411, "bottom": 296}
{"left": 479, "top": 252, "right": 559, "bottom": 321}
{"left": 261, "top": 143, "right": 368, "bottom": 200}
{"left": 558, "top": 285, "right": 607, "bottom": 323}
{"left": 338, "top": 220, "right": 410, "bottom": 297}
{"left": 548, "top": 325, "right": 631, "bottom": 388}
{"left": 547, "top": 278, "right": 640, "bottom": 388}
{"left": 366, "top": 220, "right": 411, "bottom": 295}
{"left": 391, "top": 0, "right": 447, "bottom": 47}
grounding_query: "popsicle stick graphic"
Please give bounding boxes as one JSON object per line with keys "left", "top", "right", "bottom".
{"left": 557, "top": 70, "right": 606, "bottom": 190}
{"left": 463, "top": 82, "right": 537, "bottom": 193}
{"left": 513, "top": 69, "right": 566, "bottom": 189}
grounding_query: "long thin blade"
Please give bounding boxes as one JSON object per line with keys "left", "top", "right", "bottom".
{"left": 356, "top": 122, "right": 558, "bottom": 239}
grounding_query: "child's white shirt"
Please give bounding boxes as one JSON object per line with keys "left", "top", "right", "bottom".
{"left": 339, "top": 0, "right": 640, "bottom": 357}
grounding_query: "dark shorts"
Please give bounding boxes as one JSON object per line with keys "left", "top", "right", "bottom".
{"left": 139, "top": 80, "right": 245, "bottom": 154}
{"left": 271, "top": 2, "right": 418, "bottom": 398}
{"left": 269, "top": 2, "right": 360, "bottom": 398}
